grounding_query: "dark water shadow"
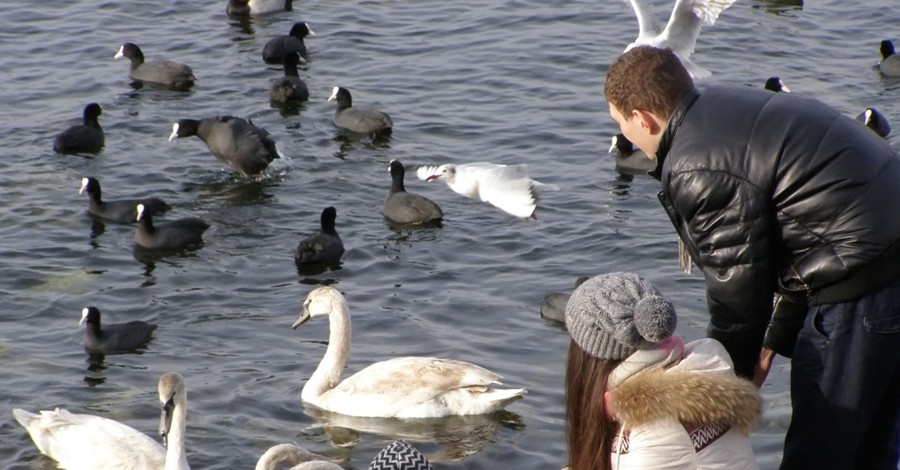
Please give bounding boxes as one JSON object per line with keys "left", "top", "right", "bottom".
{"left": 751, "top": 0, "right": 803, "bottom": 16}
{"left": 298, "top": 277, "right": 340, "bottom": 287}
{"left": 383, "top": 218, "right": 443, "bottom": 233}
{"left": 271, "top": 99, "right": 309, "bottom": 118}
{"left": 182, "top": 173, "right": 281, "bottom": 208}
{"left": 302, "top": 406, "right": 525, "bottom": 462}
{"left": 124, "top": 80, "right": 196, "bottom": 97}
{"left": 331, "top": 131, "right": 392, "bottom": 160}
{"left": 89, "top": 219, "right": 106, "bottom": 241}
{"left": 132, "top": 244, "right": 205, "bottom": 274}
{"left": 228, "top": 15, "right": 255, "bottom": 37}
{"left": 296, "top": 259, "right": 343, "bottom": 277}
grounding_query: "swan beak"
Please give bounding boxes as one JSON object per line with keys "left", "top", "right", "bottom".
{"left": 159, "top": 398, "right": 175, "bottom": 447}
{"left": 292, "top": 307, "right": 311, "bottom": 329}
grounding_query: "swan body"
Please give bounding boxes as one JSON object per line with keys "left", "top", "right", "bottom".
{"left": 255, "top": 443, "right": 341, "bottom": 470}
{"left": 416, "top": 162, "right": 558, "bottom": 219}
{"left": 292, "top": 287, "right": 526, "bottom": 418}
{"left": 13, "top": 372, "right": 189, "bottom": 470}
{"left": 624, "top": 0, "right": 735, "bottom": 78}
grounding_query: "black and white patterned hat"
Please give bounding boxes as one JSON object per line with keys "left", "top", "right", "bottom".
{"left": 368, "top": 440, "right": 433, "bottom": 470}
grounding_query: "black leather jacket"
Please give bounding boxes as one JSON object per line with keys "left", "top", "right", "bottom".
{"left": 653, "top": 87, "right": 900, "bottom": 377}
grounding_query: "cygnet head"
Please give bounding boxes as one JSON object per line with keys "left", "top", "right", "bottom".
{"left": 158, "top": 372, "right": 185, "bottom": 446}
{"left": 292, "top": 286, "right": 344, "bottom": 329}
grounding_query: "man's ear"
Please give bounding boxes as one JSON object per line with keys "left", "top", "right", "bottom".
{"left": 633, "top": 109, "right": 663, "bottom": 135}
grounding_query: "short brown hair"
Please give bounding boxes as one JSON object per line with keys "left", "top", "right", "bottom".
{"left": 604, "top": 46, "right": 694, "bottom": 119}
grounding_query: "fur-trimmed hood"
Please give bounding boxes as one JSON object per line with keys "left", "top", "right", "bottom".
{"left": 609, "top": 341, "right": 762, "bottom": 434}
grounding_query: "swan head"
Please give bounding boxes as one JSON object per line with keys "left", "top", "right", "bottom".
{"left": 158, "top": 372, "right": 185, "bottom": 446}
{"left": 292, "top": 286, "right": 344, "bottom": 329}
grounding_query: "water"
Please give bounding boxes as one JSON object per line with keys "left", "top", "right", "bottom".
{"left": 1, "top": 0, "right": 898, "bottom": 468}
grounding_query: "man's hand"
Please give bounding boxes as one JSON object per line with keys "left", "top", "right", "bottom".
{"left": 753, "top": 347, "right": 776, "bottom": 388}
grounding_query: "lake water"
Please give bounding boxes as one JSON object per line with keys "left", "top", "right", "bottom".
{"left": 1, "top": 0, "right": 898, "bottom": 468}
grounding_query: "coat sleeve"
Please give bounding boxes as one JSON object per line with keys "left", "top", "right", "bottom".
{"left": 667, "top": 169, "right": 777, "bottom": 378}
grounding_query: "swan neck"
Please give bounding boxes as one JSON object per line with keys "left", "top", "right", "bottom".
{"left": 303, "top": 297, "right": 351, "bottom": 402}
{"left": 164, "top": 396, "right": 190, "bottom": 470}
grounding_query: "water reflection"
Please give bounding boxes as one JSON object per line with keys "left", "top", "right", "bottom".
{"left": 751, "top": 0, "right": 803, "bottom": 16}
{"left": 331, "top": 132, "right": 392, "bottom": 160}
{"left": 303, "top": 406, "right": 525, "bottom": 462}
{"left": 185, "top": 175, "right": 280, "bottom": 208}
{"left": 84, "top": 352, "right": 108, "bottom": 386}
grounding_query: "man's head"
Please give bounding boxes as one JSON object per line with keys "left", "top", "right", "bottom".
{"left": 605, "top": 46, "right": 694, "bottom": 158}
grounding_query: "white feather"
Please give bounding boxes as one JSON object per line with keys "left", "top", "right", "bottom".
{"left": 624, "top": 0, "right": 735, "bottom": 78}
{"left": 416, "top": 162, "right": 558, "bottom": 219}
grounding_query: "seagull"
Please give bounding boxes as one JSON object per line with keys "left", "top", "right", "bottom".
{"left": 623, "top": 0, "right": 736, "bottom": 78}
{"left": 416, "top": 162, "right": 558, "bottom": 219}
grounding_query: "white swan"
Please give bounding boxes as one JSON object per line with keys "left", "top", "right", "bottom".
{"left": 13, "top": 372, "right": 190, "bottom": 470}
{"left": 292, "top": 286, "right": 527, "bottom": 418}
{"left": 416, "top": 162, "right": 558, "bottom": 219}
{"left": 255, "top": 443, "right": 342, "bottom": 470}
{"left": 624, "top": 0, "right": 736, "bottom": 78}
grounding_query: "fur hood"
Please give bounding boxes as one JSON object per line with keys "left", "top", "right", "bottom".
{"left": 609, "top": 355, "right": 762, "bottom": 434}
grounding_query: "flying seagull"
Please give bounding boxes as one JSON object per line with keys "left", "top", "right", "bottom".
{"left": 417, "top": 162, "right": 558, "bottom": 220}
{"left": 623, "top": 0, "right": 736, "bottom": 78}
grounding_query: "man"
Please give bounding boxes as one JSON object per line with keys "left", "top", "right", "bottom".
{"left": 604, "top": 45, "right": 900, "bottom": 470}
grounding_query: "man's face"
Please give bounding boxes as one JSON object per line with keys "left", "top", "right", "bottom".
{"left": 609, "top": 103, "right": 659, "bottom": 159}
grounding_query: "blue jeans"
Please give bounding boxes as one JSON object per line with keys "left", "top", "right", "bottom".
{"left": 780, "top": 279, "right": 900, "bottom": 470}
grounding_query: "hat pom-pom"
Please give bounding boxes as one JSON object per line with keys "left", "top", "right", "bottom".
{"left": 633, "top": 295, "right": 676, "bottom": 343}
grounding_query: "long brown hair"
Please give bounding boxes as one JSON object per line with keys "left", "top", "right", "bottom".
{"left": 565, "top": 338, "right": 622, "bottom": 470}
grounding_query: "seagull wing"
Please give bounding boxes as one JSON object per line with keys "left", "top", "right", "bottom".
{"left": 626, "top": 0, "right": 664, "bottom": 47}
{"left": 467, "top": 164, "right": 540, "bottom": 218}
{"left": 659, "top": 0, "right": 734, "bottom": 58}
{"left": 416, "top": 164, "right": 441, "bottom": 181}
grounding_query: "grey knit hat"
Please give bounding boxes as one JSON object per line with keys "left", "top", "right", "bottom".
{"left": 564, "top": 272, "right": 677, "bottom": 360}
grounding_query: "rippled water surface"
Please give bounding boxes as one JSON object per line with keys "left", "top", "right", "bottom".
{"left": 2, "top": 0, "right": 899, "bottom": 468}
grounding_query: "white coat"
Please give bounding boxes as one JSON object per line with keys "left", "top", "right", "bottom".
{"left": 609, "top": 339, "right": 761, "bottom": 469}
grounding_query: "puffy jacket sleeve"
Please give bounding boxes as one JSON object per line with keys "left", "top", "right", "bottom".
{"left": 667, "top": 169, "right": 777, "bottom": 378}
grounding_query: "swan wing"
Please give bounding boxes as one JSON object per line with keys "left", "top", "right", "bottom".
{"left": 326, "top": 357, "right": 508, "bottom": 417}
{"left": 14, "top": 408, "right": 165, "bottom": 470}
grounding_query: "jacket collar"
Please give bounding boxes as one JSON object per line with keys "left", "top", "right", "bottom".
{"left": 609, "top": 360, "right": 761, "bottom": 433}
{"left": 650, "top": 88, "right": 700, "bottom": 180}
